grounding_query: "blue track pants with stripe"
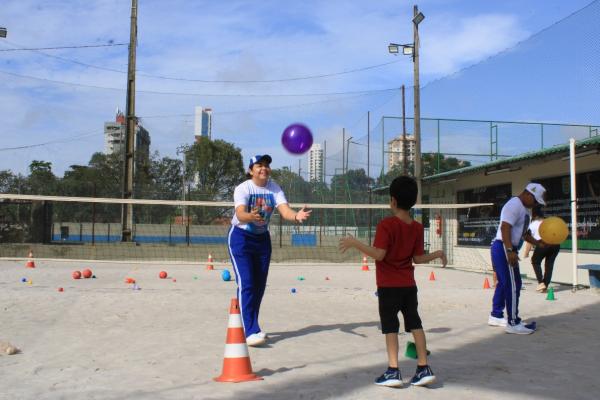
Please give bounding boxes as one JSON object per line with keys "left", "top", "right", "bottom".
{"left": 490, "top": 240, "right": 522, "bottom": 326}
{"left": 228, "top": 226, "right": 271, "bottom": 337}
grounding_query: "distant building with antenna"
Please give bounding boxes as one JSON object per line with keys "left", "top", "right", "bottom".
{"left": 104, "top": 108, "right": 151, "bottom": 173}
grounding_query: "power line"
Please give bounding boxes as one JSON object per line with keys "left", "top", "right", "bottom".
{"left": 1, "top": 39, "right": 403, "bottom": 83}
{"left": 0, "top": 43, "right": 128, "bottom": 52}
{"left": 0, "top": 131, "right": 100, "bottom": 151}
{"left": 0, "top": 68, "right": 399, "bottom": 97}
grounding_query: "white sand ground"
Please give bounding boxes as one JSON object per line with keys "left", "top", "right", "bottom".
{"left": 1, "top": 259, "right": 599, "bottom": 400}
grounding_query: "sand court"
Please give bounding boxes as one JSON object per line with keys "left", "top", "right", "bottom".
{"left": 1, "top": 260, "right": 599, "bottom": 400}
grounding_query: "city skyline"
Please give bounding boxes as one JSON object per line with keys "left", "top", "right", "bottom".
{"left": 1, "top": 0, "right": 598, "bottom": 179}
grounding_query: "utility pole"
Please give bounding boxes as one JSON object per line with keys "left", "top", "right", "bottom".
{"left": 121, "top": 0, "right": 138, "bottom": 242}
{"left": 402, "top": 85, "right": 408, "bottom": 175}
{"left": 413, "top": 4, "right": 423, "bottom": 204}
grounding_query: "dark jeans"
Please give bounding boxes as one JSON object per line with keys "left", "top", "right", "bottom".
{"left": 531, "top": 245, "right": 560, "bottom": 286}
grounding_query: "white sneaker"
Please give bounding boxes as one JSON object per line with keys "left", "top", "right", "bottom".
{"left": 246, "top": 333, "right": 266, "bottom": 347}
{"left": 257, "top": 331, "right": 268, "bottom": 339}
{"left": 536, "top": 283, "right": 547, "bottom": 292}
{"left": 488, "top": 315, "right": 507, "bottom": 327}
{"left": 505, "top": 322, "right": 534, "bottom": 335}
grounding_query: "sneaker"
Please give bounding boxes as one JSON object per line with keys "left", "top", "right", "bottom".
{"left": 536, "top": 283, "right": 547, "bottom": 292}
{"left": 246, "top": 333, "right": 267, "bottom": 347}
{"left": 257, "top": 331, "right": 268, "bottom": 339}
{"left": 488, "top": 315, "right": 507, "bottom": 327}
{"left": 505, "top": 322, "right": 534, "bottom": 335}
{"left": 374, "top": 368, "right": 403, "bottom": 387}
{"left": 410, "top": 365, "right": 436, "bottom": 386}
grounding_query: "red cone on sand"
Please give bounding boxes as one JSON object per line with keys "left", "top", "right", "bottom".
{"left": 206, "top": 253, "right": 214, "bottom": 270}
{"left": 429, "top": 271, "right": 436, "bottom": 281}
{"left": 361, "top": 255, "right": 370, "bottom": 271}
{"left": 483, "top": 277, "right": 491, "bottom": 289}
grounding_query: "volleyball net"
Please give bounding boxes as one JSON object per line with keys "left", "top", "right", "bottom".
{"left": 0, "top": 194, "right": 494, "bottom": 271}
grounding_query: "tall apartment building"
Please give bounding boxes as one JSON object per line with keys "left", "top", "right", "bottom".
{"left": 103, "top": 108, "right": 151, "bottom": 171}
{"left": 387, "top": 134, "right": 416, "bottom": 170}
{"left": 308, "top": 143, "right": 323, "bottom": 182}
{"left": 194, "top": 106, "right": 212, "bottom": 140}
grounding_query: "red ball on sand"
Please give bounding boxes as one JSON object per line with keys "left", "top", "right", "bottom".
{"left": 72, "top": 271, "right": 82, "bottom": 280}
{"left": 172, "top": 278, "right": 177, "bottom": 282}
{"left": 82, "top": 269, "right": 93, "bottom": 279}
{"left": 159, "top": 271, "right": 168, "bottom": 279}
{"left": 58, "top": 287, "right": 64, "bottom": 292}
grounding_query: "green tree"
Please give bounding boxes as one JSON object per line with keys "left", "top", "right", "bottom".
{"left": 185, "top": 137, "right": 245, "bottom": 223}
{"left": 26, "top": 160, "right": 57, "bottom": 195}
{"left": 271, "top": 167, "right": 313, "bottom": 203}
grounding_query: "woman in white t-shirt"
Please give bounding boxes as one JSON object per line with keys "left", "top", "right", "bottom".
{"left": 228, "top": 154, "right": 311, "bottom": 346}
{"left": 524, "top": 206, "right": 560, "bottom": 292}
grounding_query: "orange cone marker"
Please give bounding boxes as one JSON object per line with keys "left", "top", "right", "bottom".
{"left": 206, "top": 253, "right": 214, "bottom": 270}
{"left": 429, "top": 271, "right": 436, "bottom": 281}
{"left": 483, "top": 277, "right": 491, "bottom": 289}
{"left": 361, "top": 255, "right": 370, "bottom": 271}
{"left": 25, "top": 250, "right": 36, "bottom": 268}
{"left": 214, "top": 298, "right": 262, "bottom": 383}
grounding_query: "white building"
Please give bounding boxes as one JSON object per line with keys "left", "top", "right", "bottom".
{"left": 308, "top": 143, "right": 323, "bottom": 182}
{"left": 387, "top": 134, "right": 416, "bottom": 170}
{"left": 104, "top": 108, "right": 151, "bottom": 168}
{"left": 194, "top": 106, "right": 212, "bottom": 140}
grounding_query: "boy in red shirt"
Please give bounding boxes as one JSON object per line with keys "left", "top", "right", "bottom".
{"left": 339, "top": 176, "right": 447, "bottom": 388}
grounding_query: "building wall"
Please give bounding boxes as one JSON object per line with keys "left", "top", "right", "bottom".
{"left": 308, "top": 144, "right": 323, "bottom": 182}
{"left": 423, "top": 153, "right": 600, "bottom": 286}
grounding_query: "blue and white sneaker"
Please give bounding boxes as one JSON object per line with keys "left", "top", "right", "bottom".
{"left": 374, "top": 368, "right": 403, "bottom": 387}
{"left": 410, "top": 365, "right": 436, "bottom": 386}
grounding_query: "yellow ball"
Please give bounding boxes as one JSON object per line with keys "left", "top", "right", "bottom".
{"left": 539, "top": 217, "right": 569, "bottom": 245}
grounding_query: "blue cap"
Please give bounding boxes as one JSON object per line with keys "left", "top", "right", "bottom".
{"left": 248, "top": 154, "right": 272, "bottom": 170}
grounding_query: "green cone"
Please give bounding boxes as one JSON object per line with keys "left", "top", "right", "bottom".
{"left": 405, "top": 341, "right": 431, "bottom": 359}
{"left": 546, "top": 286, "right": 556, "bottom": 301}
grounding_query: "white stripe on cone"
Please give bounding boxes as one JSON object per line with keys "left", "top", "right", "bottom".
{"left": 223, "top": 343, "right": 250, "bottom": 358}
{"left": 228, "top": 314, "right": 243, "bottom": 328}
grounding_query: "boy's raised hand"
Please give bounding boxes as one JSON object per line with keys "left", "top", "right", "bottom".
{"left": 339, "top": 235, "right": 357, "bottom": 253}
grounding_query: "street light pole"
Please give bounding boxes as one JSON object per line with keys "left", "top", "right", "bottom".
{"left": 412, "top": 4, "right": 423, "bottom": 204}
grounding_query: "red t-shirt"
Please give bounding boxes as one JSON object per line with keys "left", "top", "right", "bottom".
{"left": 372, "top": 216, "right": 424, "bottom": 287}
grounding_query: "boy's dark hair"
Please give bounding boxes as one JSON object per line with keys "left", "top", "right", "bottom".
{"left": 389, "top": 176, "right": 418, "bottom": 211}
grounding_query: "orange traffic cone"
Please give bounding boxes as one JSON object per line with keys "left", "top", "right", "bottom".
{"left": 206, "top": 253, "right": 214, "bottom": 270}
{"left": 361, "top": 255, "right": 370, "bottom": 271}
{"left": 483, "top": 277, "right": 491, "bottom": 289}
{"left": 214, "top": 298, "right": 262, "bottom": 383}
{"left": 25, "top": 250, "right": 35, "bottom": 268}
{"left": 429, "top": 271, "right": 436, "bottom": 281}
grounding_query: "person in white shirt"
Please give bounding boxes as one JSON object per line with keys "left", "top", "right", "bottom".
{"left": 228, "top": 155, "right": 311, "bottom": 346}
{"left": 488, "top": 183, "right": 546, "bottom": 335}
{"left": 523, "top": 206, "right": 560, "bottom": 292}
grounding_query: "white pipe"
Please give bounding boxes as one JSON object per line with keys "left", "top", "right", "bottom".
{"left": 569, "top": 138, "right": 578, "bottom": 289}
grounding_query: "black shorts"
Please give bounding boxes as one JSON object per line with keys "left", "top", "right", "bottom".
{"left": 377, "top": 286, "right": 422, "bottom": 334}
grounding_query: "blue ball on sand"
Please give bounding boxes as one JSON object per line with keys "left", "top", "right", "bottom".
{"left": 221, "top": 270, "right": 231, "bottom": 281}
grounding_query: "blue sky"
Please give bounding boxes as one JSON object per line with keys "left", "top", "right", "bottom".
{"left": 1, "top": 0, "right": 598, "bottom": 178}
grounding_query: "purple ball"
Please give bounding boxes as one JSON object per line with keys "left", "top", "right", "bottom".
{"left": 281, "top": 123, "right": 313, "bottom": 155}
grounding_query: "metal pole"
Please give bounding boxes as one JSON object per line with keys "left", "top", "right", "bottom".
{"left": 368, "top": 111, "right": 372, "bottom": 245}
{"left": 569, "top": 138, "right": 578, "bottom": 289}
{"left": 402, "top": 85, "right": 408, "bottom": 175}
{"left": 323, "top": 140, "right": 327, "bottom": 183}
{"left": 121, "top": 0, "right": 138, "bottom": 242}
{"left": 413, "top": 4, "right": 422, "bottom": 204}
{"left": 342, "top": 128, "right": 345, "bottom": 174}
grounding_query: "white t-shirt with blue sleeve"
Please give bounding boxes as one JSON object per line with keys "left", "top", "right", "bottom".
{"left": 231, "top": 180, "right": 288, "bottom": 234}
{"left": 494, "top": 197, "right": 531, "bottom": 247}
